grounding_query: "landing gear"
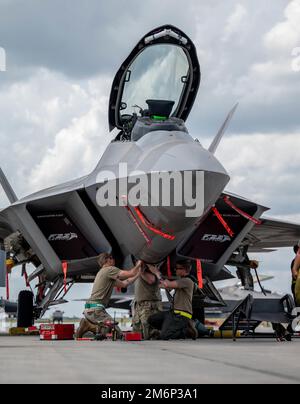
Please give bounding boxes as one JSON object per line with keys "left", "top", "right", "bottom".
{"left": 229, "top": 246, "right": 255, "bottom": 291}
{"left": 17, "top": 290, "right": 34, "bottom": 328}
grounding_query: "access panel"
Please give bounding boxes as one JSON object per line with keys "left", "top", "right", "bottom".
{"left": 32, "top": 211, "right": 97, "bottom": 261}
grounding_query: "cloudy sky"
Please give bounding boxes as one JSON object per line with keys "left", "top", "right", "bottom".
{"left": 0, "top": 0, "right": 300, "bottom": 315}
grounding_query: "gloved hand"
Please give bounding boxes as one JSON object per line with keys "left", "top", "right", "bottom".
{"left": 249, "top": 260, "right": 259, "bottom": 269}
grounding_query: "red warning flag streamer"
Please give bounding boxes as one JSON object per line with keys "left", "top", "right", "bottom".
{"left": 134, "top": 206, "right": 175, "bottom": 241}
{"left": 38, "top": 284, "right": 45, "bottom": 301}
{"left": 167, "top": 256, "right": 172, "bottom": 279}
{"left": 196, "top": 259, "right": 203, "bottom": 289}
{"left": 24, "top": 270, "right": 30, "bottom": 287}
{"left": 22, "top": 264, "right": 30, "bottom": 288}
{"left": 124, "top": 205, "right": 152, "bottom": 246}
{"left": 6, "top": 271, "right": 9, "bottom": 300}
{"left": 223, "top": 196, "right": 262, "bottom": 225}
{"left": 212, "top": 206, "right": 234, "bottom": 238}
{"left": 62, "top": 261, "right": 68, "bottom": 293}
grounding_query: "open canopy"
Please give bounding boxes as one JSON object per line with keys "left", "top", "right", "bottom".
{"left": 108, "top": 25, "right": 201, "bottom": 131}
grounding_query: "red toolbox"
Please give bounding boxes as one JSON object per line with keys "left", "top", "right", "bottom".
{"left": 123, "top": 331, "right": 142, "bottom": 341}
{"left": 40, "top": 324, "right": 75, "bottom": 340}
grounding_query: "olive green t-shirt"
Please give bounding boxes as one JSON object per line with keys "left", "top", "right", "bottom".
{"left": 173, "top": 277, "right": 195, "bottom": 315}
{"left": 90, "top": 266, "right": 120, "bottom": 306}
{"left": 135, "top": 274, "right": 161, "bottom": 303}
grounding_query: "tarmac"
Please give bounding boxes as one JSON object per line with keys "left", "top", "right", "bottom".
{"left": 0, "top": 336, "right": 300, "bottom": 384}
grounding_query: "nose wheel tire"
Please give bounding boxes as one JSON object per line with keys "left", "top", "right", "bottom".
{"left": 17, "top": 290, "right": 34, "bottom": 328}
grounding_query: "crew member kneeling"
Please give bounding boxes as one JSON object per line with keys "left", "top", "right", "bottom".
{"left": 76, "top": 253, "right": 142, "bottom": 339}
{"left": 148, "top": 260, "right": 198, "bottom": 340}
{"left": 132, "top": 264, "right": 163, "bottom": 340}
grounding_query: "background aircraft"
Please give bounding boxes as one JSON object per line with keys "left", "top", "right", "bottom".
{"left": 0, "top": 297, "right": 17, "bottom": 318}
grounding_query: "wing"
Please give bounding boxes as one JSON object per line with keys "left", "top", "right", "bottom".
{"left": 177, "top": 191, "right": 300, "bottom": 278}
{"left": 247, "top": 217, "right": 300, "bottom": 252}
{"left": 0, "top": 211, "right": 12, "bottom": 246}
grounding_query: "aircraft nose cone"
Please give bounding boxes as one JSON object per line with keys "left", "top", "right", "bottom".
{"left": 135, "top": 132, "right": 230, "bottom": 213}
{"left": 136, "top": 131, "right": 228, "bottom": 179}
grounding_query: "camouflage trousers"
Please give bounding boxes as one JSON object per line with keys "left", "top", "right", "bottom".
{"left": 83, "top": 308, "right": 122, "bottom": 339}
{"left": 132, "top": 300, "right": 162, "bottom": 340}
{"left": 295, "top": 277, "right": 300, "bottom": 306}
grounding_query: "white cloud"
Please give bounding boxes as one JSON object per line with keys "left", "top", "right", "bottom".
{"left": 246, "top": 0, "right": 300, "bottom": 86}
{"left": 29, "top": 91, "right": 109, "bottom": 191}
{"left": 216, "top": 132, "right": 300, "bottom": 215}
{"left": 264, "top": 0, "right": 300, "bottom": 52}
{"left": 251, "top": 60, "right": 290, "bottom": 78}
{"left": 271, "top": 213, "right": 300, "bottom": 224}
{"left": 222, "top": 3, "right": 248, "bottom": 42}
{"left": 0, "top": 69, "right": 113, "bottom": 206}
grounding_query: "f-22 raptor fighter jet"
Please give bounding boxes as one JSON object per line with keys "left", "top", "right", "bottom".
{"left": 0, "top": 25, "right": 299, "bottom": 326}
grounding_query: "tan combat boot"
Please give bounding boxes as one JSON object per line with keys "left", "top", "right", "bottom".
{"left": 75, "top": 318, "right": 98, "bottom": 339}
{"left": 186, "top": 319, "right": 198, "bottom": 340}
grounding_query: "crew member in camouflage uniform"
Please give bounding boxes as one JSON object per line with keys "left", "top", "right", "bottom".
{"left": 148, "top": 260, "right": 199, "bottom": 340}
{"left": 132, "top": 264, "right": 162, "bottom": 339}
{"left": 293, "top": 247, "right": 300, "bottom": 306}
{"left": 76, "top": 253, "right": 142, "bottom": 339}
{"left": 290, "top": 242, "right": 300, "bottom": 301}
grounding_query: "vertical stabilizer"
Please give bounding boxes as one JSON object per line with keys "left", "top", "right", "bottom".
{"left": 208, "top": 103, "right": 238, "bottom": 155}
{"left": 0, "top": 168, "right": 18, "bottom": 204}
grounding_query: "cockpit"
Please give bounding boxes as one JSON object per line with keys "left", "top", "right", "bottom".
{"left": 108, "top": 25, "right": 201, "bottom": 142}
{"left": 115, "top": 99, "right": 188, "bottom": 142}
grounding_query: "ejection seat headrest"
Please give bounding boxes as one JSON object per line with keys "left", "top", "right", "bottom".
{"left": 146, "top": 99, "right": 175, "bottom": 118}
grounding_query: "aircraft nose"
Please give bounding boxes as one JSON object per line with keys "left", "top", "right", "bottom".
{"left": 136, "top": 131, "right": 228, "bottom": 179}
{"left": 127, "top": 167, "right": 229, "bottom": 263}
{"left": 133, "top": 130, "right": 230, "bottom": 223}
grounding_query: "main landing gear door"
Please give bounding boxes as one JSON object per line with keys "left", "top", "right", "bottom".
{"left": 177, "top": 193, "right": 268, "bottom": 274}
